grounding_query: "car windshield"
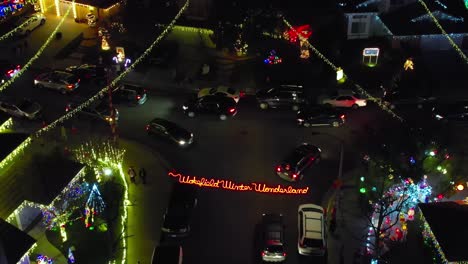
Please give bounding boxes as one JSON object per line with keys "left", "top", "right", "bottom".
{"left": 303, "top": 238, "right": 323, "bottom": 248}
{"left": 18, "top": 100, "right": 33, "bottom": 110}
{"left": 66, "top": 75, "right": 78, "bottom": 83}
{"left": 266, "top": 245, "right": 284, "bottom": 253}
{"left": 158, "top": 120, "right": 183, "bottom": 135}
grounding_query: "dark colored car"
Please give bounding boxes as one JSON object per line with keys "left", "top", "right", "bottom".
{"left": 0, "top": 60, "right": 21, "bottom": 83}
{"left": 146, "top": 118, "right": 194, "bottom": 147}
{"left": 256, "top": 86, "right": 307, "bottom": 111}
{"left": 182, "top": 95, "right": 237, "bottom": 120}
{"left": 382, "top": 90, "right": 436, "bottom": 109}
{"left": 111, "top": 83, "right": 148, "bottom": 105}
{"left": 151, "top": 244, "right": 183, "bottom": 264}
{"left": 161, "top": 184, "right": 198, "bottom": 238}
{"left": 432, "top": 101, "right": 468, "bottom": 124}
{"left": 65, "top": 64, "right": 106, "bottom": 83}
{"left": 261, "top": 214, "right": 287, "bottom": 262}
{"left": 66, "top": 99, "right": 119, "bottom": 124}
{"left": 276, "top": 143, "right": 321, "bottom": 182}
{"left": 0, "top": 98, "right": 42, "bottom": 120}
{"left": 297, "top": 106, "right": 345, "bottom": 127}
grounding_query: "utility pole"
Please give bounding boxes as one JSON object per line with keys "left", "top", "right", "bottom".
{"left": 106, "top": 66, "right": 118, "bottom": 143}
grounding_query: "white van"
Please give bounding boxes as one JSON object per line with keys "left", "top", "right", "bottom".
{"left": 15, "top": 13, "right": 46, "bottom": 36}
{"left": 297, "top": 204, "right": 327, "bottom": 256}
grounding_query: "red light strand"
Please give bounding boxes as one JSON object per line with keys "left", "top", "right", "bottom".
{"left": 168, "top": 172, "right": 309, "bottom": 195}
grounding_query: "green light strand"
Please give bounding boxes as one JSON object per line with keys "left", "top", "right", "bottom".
{"left": 418, "top": 0, "right": 468, "bottom": 65}
{"left": 35, "top": 0, "right": 190, "bottom": 140}
{"left": 0, "top": 3, "right": 74, "bottom": 93}
{"left": 0, "top": 117, "right": 13, "bottom": 132}
{"left": 282, "top": 18, "right": 404, "bottom": 122}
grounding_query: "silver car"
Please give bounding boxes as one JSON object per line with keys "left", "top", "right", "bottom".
{"left": 0, "top": 98, "right": 42, "bottom": 120}
{"left": 34, "top": 71, "right": 80, "bottom": 94}
{"left": 15, "top": 13, "right": 46, "bottom": 36}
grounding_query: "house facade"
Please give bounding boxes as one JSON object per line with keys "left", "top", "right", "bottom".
{"left": 341, "top": 0, "right": 468, "bottom": 50}
{"left": 38, "top": 0, "right": 121, "bottom": 20}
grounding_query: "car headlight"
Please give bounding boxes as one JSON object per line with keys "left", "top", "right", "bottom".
{"left": 297, "top": 118, "right": 304, "bottom": 122}
{"left": 182, "top": 105, "right": 188, "bottom": 110}
{"left": 435, "top": 114, "right": 443, "bottom": 120}
{"left": 34, "top": 80, "right": 38, "bottom": 84}
{"left": 178, "top": 140, "right": 186, "bottom": 145}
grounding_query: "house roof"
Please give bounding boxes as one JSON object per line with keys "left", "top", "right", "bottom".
{"left": 419, "top": 201, "right": 468, "bottom": 262}
{"left": 0, "top": 133, "right": 29, "bottom": 162}
{"left": 340, "top": 0, "right": 380, "bottom": 13}
{"left": 0, "top": 218, "right": 36, "bottom": 264}
{"left": 64, "top": 0, "right": 120, "bottom": 9}
{"left": 380, "top": 0, "right": 468, "bottom": 35}
{"left": 0, "top": 113, "right": 9, "bottom": 126}
{"left": 0, "top": 153, "right": 84, "bottom": 219}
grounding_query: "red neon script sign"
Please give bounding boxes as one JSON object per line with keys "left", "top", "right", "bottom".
{"left": 168, "top": 172, "right": 309, "bottom": 195}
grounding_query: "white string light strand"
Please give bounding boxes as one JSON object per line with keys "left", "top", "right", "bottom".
{"left": 0, "top": 3, "right": 74, "bottom": 93}
{"left": 417, "top": 0, "right": 468, "bottom": 65}
{"left": 282, "top": 18, "right": 404, "bottom": 122}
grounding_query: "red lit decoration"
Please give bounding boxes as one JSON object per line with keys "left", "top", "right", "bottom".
{"left": 168, "top": 172, "right": 309, "bottom": 195}
{"left": 284, "top": 24, "right": 312, "bottom": 43}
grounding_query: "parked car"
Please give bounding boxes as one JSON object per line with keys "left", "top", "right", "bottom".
{"left": 0, "top": 60, "right": 21, "bottom": 83}
{"left": 382, "top": 90, "right": 436, "bottom": 109}
{"left": 161, "top": 184, "right": 198, "bottom": 238}
{"left": 298, "top": 204, "right": 326, "bottom": 256}
{"left": 261, "top": 213, "right": 287, "bottom": 262}
{"left": 65, "top": 64, "right": 106, "bottom": 83}
{"left": 297, "top": 106, "right": 345, "bottom": 127}
{"left": 432, "top": 101, "right": 468, "bottom": 124}
{"left": 146, "top": 118, "right": 193, "bottom": 147}
{"left": 151, "top": 244, "right": 183, "bottom": 264}
{"left": 66, "top": 99, "right": 118, "bottom": 124}
{"left": 321, "top": 94, "right": 367, "bottom": 109}
{"left": 256, "top": 86, "right": 307, "bottom": 110}
{"left": 109, "top": 83, "right": 148, "bottom": 106}
{"left": 276, "top": 143, "right": 321, "bottom": 182}
{"left": 182, "top": 95, "right": 237, "bottom": 120}
{"left": 34, "top": 70, "right": 80, "bottom": 94}
{"left": 198, "top": 86, "right": 242, "bottom": 103}
{"left": 15, "top": 12, "right": 46, "bottom": 36}
{"left": 0, "top": 98, "right": 41, "bottom": 120}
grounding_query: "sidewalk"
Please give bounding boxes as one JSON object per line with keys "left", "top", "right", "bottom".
{"left": 118, "top": 138, "right": 173, "bottom": 264}
{"left": 322, "top": 168, "right": 368, "bottom": 264}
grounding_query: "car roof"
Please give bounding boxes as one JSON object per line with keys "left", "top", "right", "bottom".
{"left": 299, "top": 204, "right": 324, "bottom": 239}
{"left": 200, "top": 95, "right": 236, "bottom": 104}
{"left": 284, "top": 144, "right": 318, "bottom": 164}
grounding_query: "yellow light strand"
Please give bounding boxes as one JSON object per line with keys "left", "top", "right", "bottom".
{"left": 0, "top": 17, "right": 36, "bottom": 42}
{"left": 282, "top": 18, "right": 404, "bottom": 122}
{"left": 0, "top": 2, "right": 74, "bottom": 93}
{"left": 0, "top": 117, "right": 13, "bottom": 132}
{"left": 418, "top": 0, "right": 468, "bottom": 65}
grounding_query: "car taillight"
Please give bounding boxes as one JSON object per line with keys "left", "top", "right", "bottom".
{"left": 77, "top": 79, "right": 80, "bottom": 83}
{"left": 292, "top": 173, "right": 298, "bottom": 179}
{"left": 261, "top": 251, "right": 266, "bottom": 257}
{"left": 240, "top": 91, "right": 245, "bottom": 97}
{"left": 136, "top": 95, "right": 141, "bottom": 100}
{"left": 67, "top": 84, "right": 74, "bottom": 89}
{"left": 285, "top": 164, "right": 290, "bottom": 171}
{"left": 276, "top": 166, "right": 282, "bottom": 172}
{"left": 283, "top": 253, "right": 287, "bottom": 257}
{"left": 229, "top": 108, "right": 236, "bottom": 113}
{"left": 340, "top": 114, "right": 345, "bottom": 120}
{"left": 145, "top": 125, "right": 150, "bottom": 131}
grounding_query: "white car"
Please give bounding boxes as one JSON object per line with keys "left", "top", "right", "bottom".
{"left": 322, "top": 95, "right": 367, "bottom": 109}
{"left": 198, "top": 86, "right": 242, "bottom": 103}
{"left": 15, "top": 13, "right": 46, "bottom": 36}
{"left": 298, "top": 204, "right": 326, "bottom": 256}
{"left": 0, "top": 98, "right": 42, "bottom": 120}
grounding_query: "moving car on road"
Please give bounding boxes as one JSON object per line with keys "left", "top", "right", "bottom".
{"left": 298, "top": 204, "right": 326, "bottom": 256}
{"left": 146, "top": 118, "right": 193, "bottom": 147}
{"left": 0, "top": 60, "right": 21, "bottom": 83}
{"left": 382, "top": 90, "right": 436, "bottom": 109}
{"left": 161, "top": 184, "right": 198, "bottom": 238}
{"left": 182, "top": 95, "right": 237, "bottom": 120}
{"left": 34, "top": 70, "right": 80, "bottom": 94}
{"left": 276, "top": 143, "right": 321, "bottom": 182}
{"left": 15, "top": 12, "right": 46, "bottom": 36}
{"left": 432, "top": 101, "right": 468, "bottom": 124}
{"left": 297, "top": 106, "right": 345, "bottom": 127}
{"left": 111, "top": 83, "right": 148, "bottom": 106}
{"left": 261, "top": 213, "right": 287, "bottom": 262}
{"left": 321, "top": 94, "right": 367, "bottom": 109}
{"left": 198, "top": 85, "right": 242, "bottom": 103}
{"left": 66, "top": 99, "right": 118, "bottom": 124}
{"left": 256, "top": 85, "right": 306, "bottom": 111}
{"left": 0, "top": 98, "right": 41, "bottom": 120}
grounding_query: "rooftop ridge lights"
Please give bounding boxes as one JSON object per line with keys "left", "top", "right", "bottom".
{"left": 411, "top": 10, "right": 464, "bottom": 23}
{"left": 435, "top": 0, "right": 448, "bottom": 9}
{"left": 282, "top": 17, "right": 404, "bottom": 122}
{"left": 168, "top": 172, "right": 310, "bottom": 194}
{"left": 0, "top": 2, "right": 74, "bottom": 93}
{"left": 16, "top": 243, "right": 38, "bottom": 264}
{"left": 154, "top": 24, "right": 214, "bottom": 34}
{"left": 417, "top": 0, "right": 468, "bottom": 64}
{"left": 356, "top": 0, "right": 380, "bottom": 9}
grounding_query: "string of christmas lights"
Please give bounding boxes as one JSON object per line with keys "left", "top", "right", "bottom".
{"left": 417, "top": 0, "right": 468, "bottom": 65}
{"left": 0, "top": 2, "right": 74, "bottom": 93}
{"left": 282, "top": 18, "right": 404, "bottom": 122}
{"left": 0, "top": 16, "right": 36, "bottom": 42}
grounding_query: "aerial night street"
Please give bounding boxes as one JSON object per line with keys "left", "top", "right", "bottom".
{"left": 0, "top": 0, "right": 468, "bottom": 264}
